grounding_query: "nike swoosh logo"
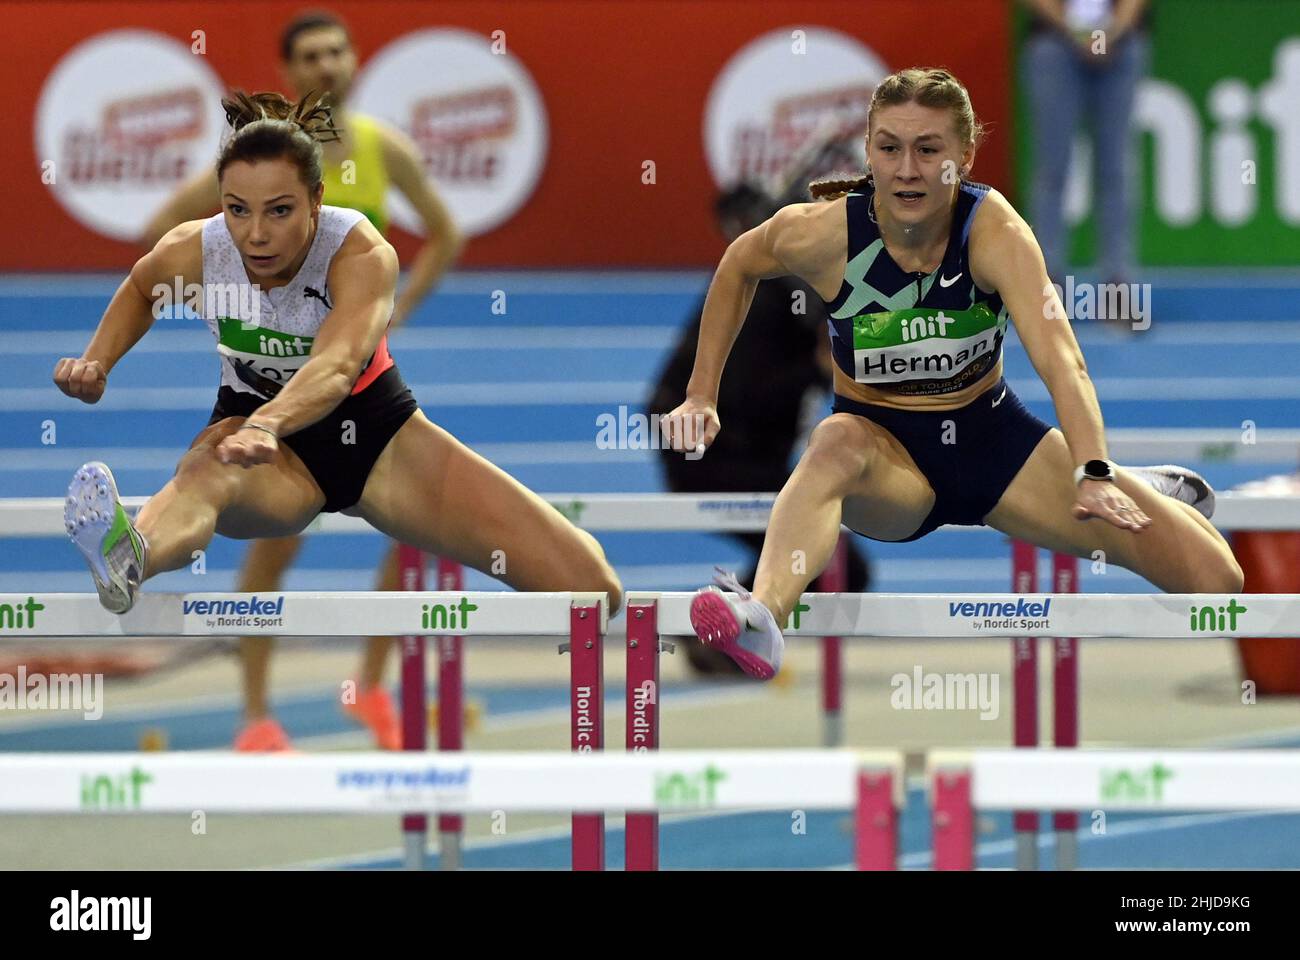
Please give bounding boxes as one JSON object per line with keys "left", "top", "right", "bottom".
{"left": 992, "top": 385, "right": 1008, "bottom": 407}
{"left": 939, "top": 272, "right": 962, "bottom": 287}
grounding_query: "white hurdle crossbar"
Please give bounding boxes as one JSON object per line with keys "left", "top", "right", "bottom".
{"left": 5, "top": 591, "right": 1293, "bottom": 641}
{"left": 1, "top": 490, "right": 1298, "bottom": 535}
{"left": 0, "top": 748, "right": 907, "bottom": 870}
{"left": 0, "top": 591, "right": 603, "bottom": 638}
{"left": 927, "top": 749, "right": 1300, "bottom": 869}
{"left": 632, "top": 592, "right": 1300, "bottom": 639}
{"left": 620, "top": 590, "right": 1300, "bottom": 870}
{"left": 0, "top": 591, "right": 613, "bottom": 870}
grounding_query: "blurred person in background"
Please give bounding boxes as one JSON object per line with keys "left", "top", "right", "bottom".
{"left": 144, "top": 10, "right": 463, "bottom": 751}
{"left": 648, "top": 133, "right": 873, "bottom": 675}
{"left": 1021, "top": 0, "right": 1150, "bottom": 296}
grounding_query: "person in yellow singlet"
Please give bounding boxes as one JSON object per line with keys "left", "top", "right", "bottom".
{"left": 143, "top": 12, "right": 463, "bottom": 751}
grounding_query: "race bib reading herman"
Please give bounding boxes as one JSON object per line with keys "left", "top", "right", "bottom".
{"left": 851, "top": 303, "right": 1007, "bottom": 396}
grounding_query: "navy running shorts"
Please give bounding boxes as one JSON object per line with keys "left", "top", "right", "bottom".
{"left": 831, "top": 377, "right": 1052, "bottom": 542}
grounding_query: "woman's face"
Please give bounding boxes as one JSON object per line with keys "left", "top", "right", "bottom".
{"left": 866, "top": 102, "right": 973, "bottom": 226}
{"left": 219, "top": 158, "right": 321, "bottom": 280}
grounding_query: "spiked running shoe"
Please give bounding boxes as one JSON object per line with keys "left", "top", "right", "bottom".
{"left": 65, "top": 462, "right": 147, "bottom": 614}
{"left": 343, "top": 684, "right": 403, "bottom": 750}
{"left": 1127, "top": 464, "right": 1216, "bottom": 520}
{"left": 234, "top": 717, "right": 293, "bottom": 752}
{"left": 688, "top": 568, "right": 785, "bottom": 680}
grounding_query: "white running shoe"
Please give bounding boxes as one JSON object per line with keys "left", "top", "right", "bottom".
{"left": 688, "top": 568, "right": 785, "bottom": 680}
{"left": 1127, "top": 464, "right": 1216, "bottom": 519}
{"left": 65, "top": 462, "right": 148, "bottom": 614}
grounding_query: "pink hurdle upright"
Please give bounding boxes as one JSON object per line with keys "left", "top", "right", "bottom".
{"left": 1006, "top": 541, "right": 1079, "bottom": 872}
{"left": 399, "top": 536, "right": 1081, "bottom": 871}
{"left": 1010, "top": 540, "right": 1040, "bottom": 870}
{"left": 396, "top": 546, "right": 606, "bottom": 871}
{"left": 399, "top": 544, "right": 427, "bottom": 871}
{"left": 435, "top": 556, "right": 465, "bottom": 870}
{"left": 805, "top": 536, "right": 1083, "bottom": 870}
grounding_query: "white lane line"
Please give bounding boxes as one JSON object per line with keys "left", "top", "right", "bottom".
{"left": 0, "top": 661, "right": 771, "bottom": 737}
{"left": 894, "top": 809, "right": 1289, "bottom": 869}
{"left": 1010, "top": 377, "right": 1300, "bottom": 401}
{"left": 0, "top": 448, "right": 185, "bottom": 470}
{"left": 0, "top": 556, "right": 1117, "bottom": 596}
{"left": 1071, "top": 322, "right": 1300, "bottom": 345}
{"left": 0, "top": 270, "right": 714, "bottom": 297}
{"left": 1, "top": 326, "right": 680, "bottom": 355}
{"left": 8, "top": 321, "right": 1300, "bottom": 358}
{"left": 7, "top": 267, "right": 1300, "bottom": 295}
{"left": 272, "top": 823, "right": 582, "bottom": 870}
{"left": 0, "top": 381, "right": 648, "bottom": 410}
{"left": 2, "top": 429, "right": 1298, "bottom": 474}
{"left": 10, "top": 316, "right": 1300, "bottom": 358}
{"left": 0, "top": 443, "right": 649, "bottom": 470}
{"left": 9, "top": 375, "right": 1300, "bottom": 412}
{"left": 281, "top": 801, "right": 1295, "bottom": 871}
{"left": 275, "top": 806, "right": 772, "bottom": 871}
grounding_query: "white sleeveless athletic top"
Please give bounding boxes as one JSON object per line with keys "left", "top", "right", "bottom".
{"left": 200, "top": 205, "right": 372, "bottom": 399}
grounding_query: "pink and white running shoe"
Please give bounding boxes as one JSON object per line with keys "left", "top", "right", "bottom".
{"left": 689, "top": 568, "right": 785, "bottom": 680}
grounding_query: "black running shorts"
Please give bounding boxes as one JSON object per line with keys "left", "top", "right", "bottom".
{"left": 206, "top": 365, "right": 419, "bottom": 513}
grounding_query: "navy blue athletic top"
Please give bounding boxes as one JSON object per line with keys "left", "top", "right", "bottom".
{"left": 822, "top": 180, "right": 1010, "bottom": 398}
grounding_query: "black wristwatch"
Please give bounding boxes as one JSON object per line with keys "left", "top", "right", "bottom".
{"left": 1073, "top": 459, "right": 1116, "bottom": 485}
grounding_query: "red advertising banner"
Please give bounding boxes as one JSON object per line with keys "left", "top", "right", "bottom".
{"left": 1, "top": 1, "right": 1011, "bottom": 268}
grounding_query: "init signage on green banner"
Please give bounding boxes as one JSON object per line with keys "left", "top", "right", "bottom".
{"left": 1016, "top": 2, "right": 1300, "bottom": 265}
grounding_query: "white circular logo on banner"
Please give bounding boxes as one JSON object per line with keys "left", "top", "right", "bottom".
{"left": 35, "top": 30, "right": 228, "bottom": 241}
{"left": 704, "top": 27, "right": 889, "bottom": 190}
{"left": 350, "top": 28, "right": 548, "bottom": 237}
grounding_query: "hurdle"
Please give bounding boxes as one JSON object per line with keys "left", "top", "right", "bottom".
{"left": 0, "top": 748, "right": 906, "bottom": 869}
{"left": 1010, "top": 542, "right": 1083, "bottom": 870}
{"left": 927, "top": 749, "right": 1300, "bottom": 869}
{"left": 387, "top": 490, "right": 1292, "bottom": 868}
{"left": 615, "top": 590, "right": 1300, "bottom": 870}
{"left": 0, "top": 591, "right": 611, "bottom": 869}
{"left": 3, "top": 490, "right": 1296, "bottom": 869}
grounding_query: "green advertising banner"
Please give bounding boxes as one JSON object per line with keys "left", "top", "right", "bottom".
{"left": 1015, "top": 1, "right": 1300, "bottom": 266}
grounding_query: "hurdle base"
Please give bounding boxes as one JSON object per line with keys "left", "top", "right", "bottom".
{"left": 439, "top": 830, "right": 463, "bottom": 870}
{"left": 822, "top": 711, "right": 844, "bottom": 749}
{"left": 1015, "top": 831, "right": 1038, "bottom": 870}
{"left": 402, "top": 831, "right": 426, "bottom": 871}
{"left": 1055, "top": 830, "right": 1078, "bottom": 871}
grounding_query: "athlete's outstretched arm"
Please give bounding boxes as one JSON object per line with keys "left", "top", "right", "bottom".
{"left": 379, "top": 124, "right": 463, "bottom": 330}
{"left": 971, "top": 189, "right": 1148, "bottom": 530}
{"left": 53, "top": 224, "right": 200, "bottom": 403}
{"left": 216, "top": 224, "right": 398, "bottom": 465}
{"left": 664, "top": 204, "right": 820, "bottom": 453}
{"left": 971, "top": 192, "right": 1106, "bottom": 461}
{"left": 686, "top": 205, "right": 812, "bottom": 403}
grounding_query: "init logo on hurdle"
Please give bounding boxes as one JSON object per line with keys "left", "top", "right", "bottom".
{"left": 420, "top": 597, "right": 479, "bottom": 630}
{"left": 0, "top": 596, "right": 45, "bottom": 631}
{"left": 1189, "top": 599, "right": 1247, "bottom": 631}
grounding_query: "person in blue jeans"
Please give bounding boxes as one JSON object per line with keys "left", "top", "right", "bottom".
{"left": 1022, "top": 0, "right": 1151, "bottom": 289}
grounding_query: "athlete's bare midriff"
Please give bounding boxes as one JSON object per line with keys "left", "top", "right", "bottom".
{"left": 832, "top": 357, "right": 1004, "bottom": 412}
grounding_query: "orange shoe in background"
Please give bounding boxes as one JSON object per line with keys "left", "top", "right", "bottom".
{"left": 233, "top": 716, "right": 293, "bottom": 752}
{"left": 343, "top": 685, "right": 402, "bottom": 750}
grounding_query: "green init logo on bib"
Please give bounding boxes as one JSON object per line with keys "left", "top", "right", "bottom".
{"left": 216, "top": 317, "right": 316, "bottom": 391}
{"left": 851, "top": 304, "right": 1004, "bottom": 384}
